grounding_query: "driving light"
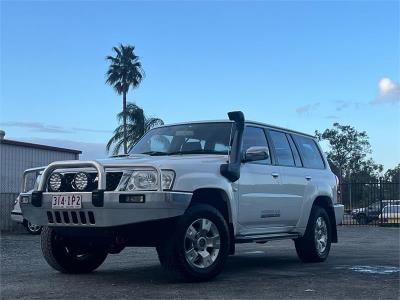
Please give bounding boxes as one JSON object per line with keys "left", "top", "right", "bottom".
{"left": 73, "top": 172, "right": 89, "bottom": 191}
{"left": 161, "top": 170, "right": 175, "bottom": 190}
{"left": 48, "top": 173, "right": 63, "bottom": 192}
{"left": 126, "top": 170, "right": 159, "bottom": 191}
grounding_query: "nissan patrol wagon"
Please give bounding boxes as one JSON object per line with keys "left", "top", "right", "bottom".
{"left": 20, "top": 111, "right": 344, "bottom": 281}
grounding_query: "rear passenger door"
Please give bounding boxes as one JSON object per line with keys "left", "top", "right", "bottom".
{"left": 267, "top": 130, "right": 307, "bottom": 226}
{"left": 291, "top": 135, "right": 327, "bottom": 202}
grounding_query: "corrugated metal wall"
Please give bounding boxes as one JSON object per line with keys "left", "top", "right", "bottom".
{"left": 0, "top": 193, "right": 22, "bottom": 232}
{"left": 0, "top": 143, "right": 79, "bottom": 231}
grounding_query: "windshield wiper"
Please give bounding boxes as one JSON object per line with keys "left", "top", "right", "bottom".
{"left": 140, "top": 151, "right": 169, "bottom": 156}
{"left": 167, "top": 150, "right": 227, "bottom": 155}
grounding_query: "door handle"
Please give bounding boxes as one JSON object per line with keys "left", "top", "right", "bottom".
{"left": 271, "top": 172, "right": 279, "bottom": 178}
{"left": 305, "top": 176, "right": 312, "bottom": 181}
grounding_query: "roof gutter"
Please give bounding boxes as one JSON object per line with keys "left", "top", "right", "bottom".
{"left": 220, "top": 111, "right": 245, "bottom": 182}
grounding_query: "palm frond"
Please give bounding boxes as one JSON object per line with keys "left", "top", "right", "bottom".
{"left": 145, "top": 118, "right": 164, "bottom": 132}
{"left": 105, "top": 44, "right": 144, "bottom": 94}
{"left": 107, "top": 102, "right": 164, "bottom": 155}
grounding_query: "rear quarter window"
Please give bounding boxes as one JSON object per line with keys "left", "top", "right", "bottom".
{"left": 292, "top": 135, "right": 325, "bottom": 169}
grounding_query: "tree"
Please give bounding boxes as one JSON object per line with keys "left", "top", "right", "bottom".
{"left": 315, "top": 123, "right": 382, "bottom": 181}
{"left": 106, "top": 44, "right": 144, "bottom": 154}
{"left": 107, "top": 103, "right": 164, "bottom": 155}
{"left": 384, "top": 164, "right": 400, "bottom": 182}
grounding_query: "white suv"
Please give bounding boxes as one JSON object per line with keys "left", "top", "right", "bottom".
{"left": 20, "top": 111, "right": 344, "bottom": 281}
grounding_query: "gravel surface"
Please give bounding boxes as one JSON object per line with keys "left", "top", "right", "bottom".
{"left": 1, "top": 226, "right": 399, "bottom": 299}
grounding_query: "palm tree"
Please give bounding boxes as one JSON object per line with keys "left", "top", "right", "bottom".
{"left": 106, "top": 44, "right": 144, "bottom": 154}
{"left": 107, "top": 103, "right": 164, "bottom": 155}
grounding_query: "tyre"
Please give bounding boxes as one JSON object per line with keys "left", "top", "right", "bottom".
{"left": 294, "top": 206, "right": 332, "bottom": 263}
{"left": 41, "top": 226, "right": 108, "bottom": 274}
{"left": 23, "top": 220, "right": 42, "bottom": 235}
{"left": 357, "top": 214, "right": 368, "bottom": 225}
{"left": 156, "top": 204, "right": 230, "bottom": 282}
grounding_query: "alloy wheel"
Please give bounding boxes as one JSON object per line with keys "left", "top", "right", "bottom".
{"left": 314, "top": 216, "right": 328, "bottom": 254}
{"left": 184, "top": 218, "right": 221, "bottom": 269}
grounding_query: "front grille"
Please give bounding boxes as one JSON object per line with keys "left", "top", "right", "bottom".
{"left": 47, "top": 210, "right": 96, "bottom": 225}
{"left": 48, "top": 172, "right": 123, "bottom": 192}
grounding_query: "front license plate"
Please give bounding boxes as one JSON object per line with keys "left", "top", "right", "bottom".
{"left": 52, "top": 194, "right": 82, "bottom": 209}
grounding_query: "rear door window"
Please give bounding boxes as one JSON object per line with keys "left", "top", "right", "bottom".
{"left": 292, "top": 135, "right": 325, "bottom": 169}
{"left": 268, "top": 130, "right": 295, "bottom": 167}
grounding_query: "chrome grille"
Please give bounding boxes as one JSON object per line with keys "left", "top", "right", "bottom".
{"left": 47, "top": 210, "right": 96, "bottom": 225}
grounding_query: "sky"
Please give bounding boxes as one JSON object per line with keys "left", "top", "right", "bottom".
{"left": 1, "top": 0, "right": 399, "bottom": 170}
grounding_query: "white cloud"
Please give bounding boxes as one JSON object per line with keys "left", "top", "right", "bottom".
{"left": 295, "top": 102, "right": 320, "bottom": 115}
{"left": 371, "top": 77, "right": 400, "bottom": 104}
{"left": 14, "top": 137, "right": 108, "bottom": 160}
{"left": 0, "top": 121, "right": 112, "bottom": 134}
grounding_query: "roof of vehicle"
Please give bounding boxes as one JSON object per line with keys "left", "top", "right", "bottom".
{"left": 157, "top": 119, "right": 316, "bottom": 139}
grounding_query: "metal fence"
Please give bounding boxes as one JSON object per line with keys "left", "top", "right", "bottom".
{"left": 340, "top": 180, "right": 400, "bottom": 226}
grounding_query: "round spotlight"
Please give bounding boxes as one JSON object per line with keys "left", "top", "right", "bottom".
{"left": 48, "top": 173, "right": 63, "bottom": 192}
{"left": 73, "top": 172, "right": 88, "bottom": 191}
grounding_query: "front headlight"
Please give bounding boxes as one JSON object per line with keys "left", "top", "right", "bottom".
{"left": 126, "top": 170, "right": 159, "bottom": 191}
{"left": 120, "top": 169, "right": 175, "bottom": 191}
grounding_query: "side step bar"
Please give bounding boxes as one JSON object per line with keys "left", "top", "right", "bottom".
{"left": 235, "top": 233, "right": 300, "bottom": 244}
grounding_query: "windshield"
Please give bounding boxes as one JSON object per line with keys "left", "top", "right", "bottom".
{"left": 129, "top": 122, "right": 234, "bottom": 156}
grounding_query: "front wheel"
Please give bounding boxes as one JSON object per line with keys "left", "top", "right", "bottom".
{"left": 24, "top": 220, "right": 42, "bottom": 235}
{"left": 41, "top": 227, "right": 108, "bottom": 273}
{"left": 295, "top": 206, "right": 332, "bottom": 262}
{"left": 156, "top": 204, "right": 230, "bottom": 282}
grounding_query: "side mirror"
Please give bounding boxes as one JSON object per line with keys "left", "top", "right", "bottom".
{"left": 243, "top": 146, "right": 270, "bottom": 162}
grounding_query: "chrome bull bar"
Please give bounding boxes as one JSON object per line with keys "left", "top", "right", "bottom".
{"left": 38, "top": 160, "right": 106, "bottom": 191}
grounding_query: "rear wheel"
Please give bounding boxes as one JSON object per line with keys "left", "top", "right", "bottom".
{"left": 295, "top": 206, "right": 332, "bottom": 262}
{"left": 41, "top": 227, "right": 108, "bottom": 273}
{"left": 156, "top": 204, "right": 230, "bottom": 282}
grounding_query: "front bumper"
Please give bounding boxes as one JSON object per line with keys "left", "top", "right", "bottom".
{"left": 334, "top": 204, "right": 344, "bottom": 225}
{"left": 11, "top": 211, "right": 24, "bottom": 223}
{"left": 20, "top": 191, "right": 192, "bottom": 227}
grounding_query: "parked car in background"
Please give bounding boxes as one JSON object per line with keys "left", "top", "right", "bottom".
{"left": 379, "top": 205, "right": 400, "bottom": 226}
{"left": 351, "top": 202, "right": 382, "bottom": 225}
{"left": 19, "top": 111, "right": 344, "bottom": 281}
{"left": 11, "top": 195, "right": 42, "bottom": 235}
{"left": 352, "top": 200, "right": 400, "bottom": 225}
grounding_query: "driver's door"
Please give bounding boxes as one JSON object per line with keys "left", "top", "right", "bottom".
{"left": 238, "top": 126, "right": 284, "bottom": 231}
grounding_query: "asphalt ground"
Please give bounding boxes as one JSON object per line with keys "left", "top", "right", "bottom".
{"left": 1, "top": 226, "right": 399, "bottom": 300}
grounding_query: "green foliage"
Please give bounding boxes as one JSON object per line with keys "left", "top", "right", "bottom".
{"left": 105, "top": 44, "right": 145, "bottom": 154}
{"left": 384, "top": 164, "right": 400, "bottom": 182}
{"left": 107, "top": 103, "right": 164, "bottom": 155}
{"left": 105, "top": 44, "right": 144, "bottom": 94}
{"left": 316, "top": 123, "right": 383, "bottom": 181}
